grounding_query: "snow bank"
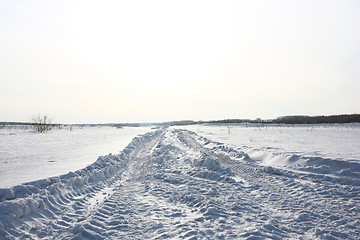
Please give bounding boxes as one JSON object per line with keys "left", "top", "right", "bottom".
{"left": 0, "top": 126, "right": 151, "bottom": 188}
{"left": 0, "top": 130, "right": 159, "bottom": 230}
{"left": 238, "top": 147, "right": 360, "bottom": 185}
{"left": 0, "top": 154, "right": 121, "bottom": 229}
{"left": 180, "top": 124, "right": 360, "bottom": 184}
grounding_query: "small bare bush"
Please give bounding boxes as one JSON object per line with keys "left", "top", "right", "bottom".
{"left": 32, "top": 114, "right": 53, "bottom": 133}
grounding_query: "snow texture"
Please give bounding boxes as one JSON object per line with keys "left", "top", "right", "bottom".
{"left": 0, "top": 127, "right": 359, "bottom": 239}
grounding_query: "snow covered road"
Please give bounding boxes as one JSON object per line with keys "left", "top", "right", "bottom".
{"left": 1, "top": 128, "right": 359, "bottom": 239}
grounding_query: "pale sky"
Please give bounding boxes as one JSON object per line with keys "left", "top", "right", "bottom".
{"left": 1, "top": 0, "right": 359, "bottom": 123}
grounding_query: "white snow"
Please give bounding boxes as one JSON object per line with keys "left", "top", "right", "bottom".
{"left": 178, "top": 123, "right": 360, "bottom": 161}
{"left": 0, "top": 126, "right": 151, "bottom": 188}
{"left": 0, "top": 124, "right": 359, "bottom": 239}
{"left": 178, "top": 124, "right": 360, "bottom": 178}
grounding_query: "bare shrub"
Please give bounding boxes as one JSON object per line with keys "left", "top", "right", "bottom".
{"left": 32, "top": 114, "right": 53, "bottom": 133}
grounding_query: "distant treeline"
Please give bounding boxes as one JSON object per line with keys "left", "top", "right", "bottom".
{"left": 1, "top": 114, "right": 359, "bottom": 127}
{"left": 273, "top": 114, "right": 360, "bottom": 124}
{"left": 203, "top": 114, "right": 360, "bottom": 125}
{"left": 0, "top": 122, "right": 33, "bottom": 126}
{"left": 159, "top": 114, "right": 360, "bottom": 125}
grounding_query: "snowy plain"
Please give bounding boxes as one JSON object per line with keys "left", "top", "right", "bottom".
{"left": 177, "top": 124, "right": 360, "bottom": 177}
{"left": 0, "top": 126, "right": 151, "bottom": 188}
{"left": 0, "top": 124, "right": 359, "bottom": 239}
{"left": 178, "top": 124, "right": 360, "bottom": 162}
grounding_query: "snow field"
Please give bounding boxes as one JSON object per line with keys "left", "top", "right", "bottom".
{"left": 179, "top": 124, "right": 360, "bottom": 180}
{"left": 0, "top": 126, "right": 151, "bottom": 188}
{"left": 1, "top": 127, "right": 359, "bottom": 239}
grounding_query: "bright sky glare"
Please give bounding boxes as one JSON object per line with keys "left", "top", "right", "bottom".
{"left": 1, "top": 0, "right": 359, "bottom": 123}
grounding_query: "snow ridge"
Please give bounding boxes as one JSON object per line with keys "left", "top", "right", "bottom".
{"left": 230, "top": 146, "right": 360, "bottom": 187}
{"left": 1, "top": 128, "right": 359, "bottom": 239}
{"left": 0, "top": 130, "right": 162, "bottom": 236}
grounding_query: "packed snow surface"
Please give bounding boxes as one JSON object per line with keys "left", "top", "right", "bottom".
{"left": 0, "top": 125, "right": 359, "bottom": 239}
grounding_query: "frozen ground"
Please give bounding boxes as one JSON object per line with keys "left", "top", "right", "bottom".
{"left": 0, "top": 126, "right": 151, "bottom": 188}
{"left": 0, "top": 125, "right": 359, "bottom": 239}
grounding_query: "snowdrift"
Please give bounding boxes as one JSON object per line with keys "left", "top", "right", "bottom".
{"left": 193, "top": 131, "right": 360, "bottom": 184}
{"left": 0, "top": 130, "right": 160, "bottom": 231}
{"left": 239, "top": 146, "right": 360, "bottom": 183}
